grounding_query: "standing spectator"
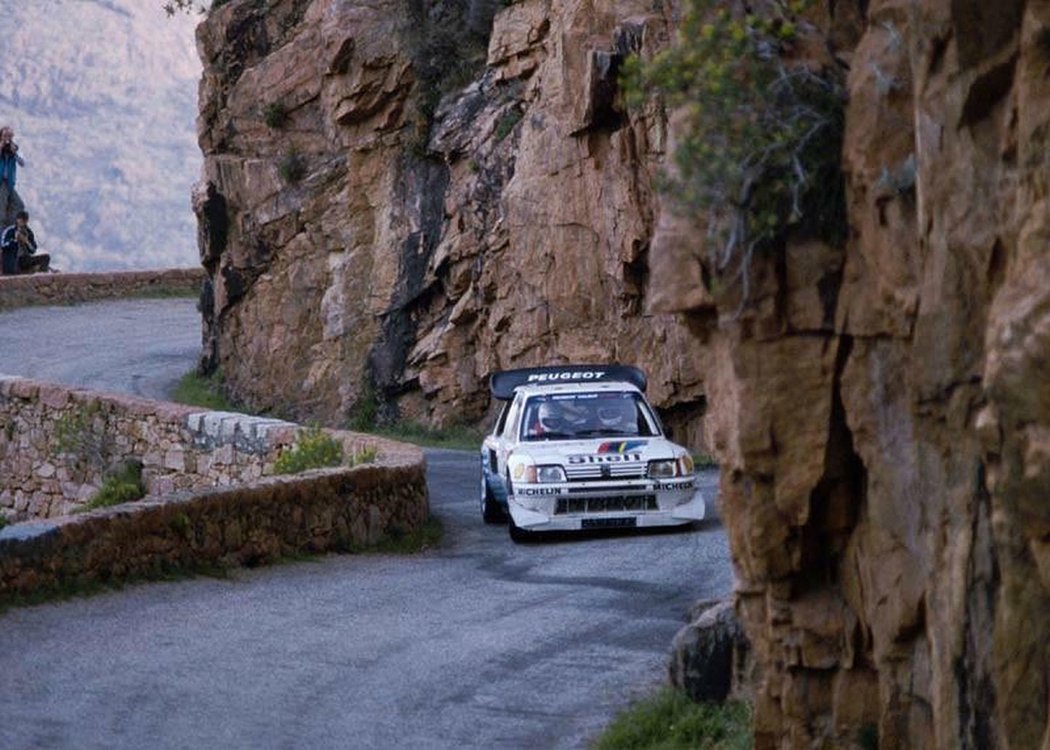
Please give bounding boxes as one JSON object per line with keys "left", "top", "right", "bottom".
{"left": 1, "top": 211, "right": 49, "bottom": 274}
{"left": 0, "top": 126, "right": 26, "bottom": 227}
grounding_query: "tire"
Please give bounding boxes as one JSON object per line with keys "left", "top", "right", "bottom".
{"left": 504, "top": 473, "right": 528, "bottom": 542}
{"left": 481, "top": 468, "right": 504, "bottom": 524}
{"left": 508, "top": 514, "right": 533, "bottom": 544}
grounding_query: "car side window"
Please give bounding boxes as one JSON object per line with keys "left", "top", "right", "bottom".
{"left": 492, "top": 402, "right": 510, "bottom": 436}
{"left": 501, "top": 396, "right": 522, "bottom": 441}
{"left": 636, "top": 398, "right": 662, "bottom": 436}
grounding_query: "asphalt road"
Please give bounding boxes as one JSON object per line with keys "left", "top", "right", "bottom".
{"left": 0, "top": 299, "right": 734, "bottom": 750}
{"left": 0, "top": 297, "right": 202, "bottom": 399}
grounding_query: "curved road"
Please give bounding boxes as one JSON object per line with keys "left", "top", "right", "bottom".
{"left": 0, "top": 299, "right": 733, "bottom": 750}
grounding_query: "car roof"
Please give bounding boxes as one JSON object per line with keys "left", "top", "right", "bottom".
{"left": 514, "top": 381, "right": 642, "bottom": 398}
{"left": 489, "top": 364, "right": 647, "bottom": 399}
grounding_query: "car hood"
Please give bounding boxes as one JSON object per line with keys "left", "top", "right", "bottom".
{"left": 511, "top": 437, "right": 680, "bottom": 464}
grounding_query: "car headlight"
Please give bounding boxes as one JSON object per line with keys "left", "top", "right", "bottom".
{"left": 647, "top": 459, "right": 677, "bottom": 478}
{"left": 678, "top": 455, "right": 695, "bottom": 475}
{"left": 512, "top": 461, "right": 566, "bottom": 483}
{"left": 536, "top": 465, "right": 566, "bottom": 483}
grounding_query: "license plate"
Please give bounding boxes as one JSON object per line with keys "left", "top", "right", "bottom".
{"left": 582, "top": 517, "right": 637, "bottom": 530}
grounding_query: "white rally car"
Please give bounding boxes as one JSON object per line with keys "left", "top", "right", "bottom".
{"left": 479, "top": 365, "right": 705, "bottom": 541}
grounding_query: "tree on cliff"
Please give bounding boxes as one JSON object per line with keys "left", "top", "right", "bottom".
{"left": 623, "top": 0, "right": 847, "bottom": 308}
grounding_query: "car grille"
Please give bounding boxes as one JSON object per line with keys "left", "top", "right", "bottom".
{"left": 555, "top": 495, "right": 658, "bottom": 515}
{"left": 564, "top": 464, "right": 647, "bottom": 481}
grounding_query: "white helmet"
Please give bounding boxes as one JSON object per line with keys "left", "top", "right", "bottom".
{"left": 597, "top": 400, "right": 635, "bottom": 430}
{"left": 537, "top": 401, "right": 565, "bottom": 431}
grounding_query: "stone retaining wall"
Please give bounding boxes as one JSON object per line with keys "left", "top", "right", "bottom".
{"left": 0, "top": 375, "right": 428, "bottom": 604}
{"left": 0, "top": 268, "right": 204, "bottom": 311}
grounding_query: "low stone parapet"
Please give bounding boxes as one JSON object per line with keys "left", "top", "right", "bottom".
{"left": 0, "top": 375, "right": 428, "bottom": 605}
{"left": 0, "top": 267, "right": 204, "bottom": 310}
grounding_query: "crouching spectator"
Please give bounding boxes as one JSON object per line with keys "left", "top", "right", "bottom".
{"left": 1, "top": 211, "right": 49, "bottom": 274}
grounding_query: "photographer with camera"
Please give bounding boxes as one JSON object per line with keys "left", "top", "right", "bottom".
{"left": 0, "top": 126, "right": 26, "bottom": 227}
{"left": 1, "top": 211, "right": 49, "bottom": 274}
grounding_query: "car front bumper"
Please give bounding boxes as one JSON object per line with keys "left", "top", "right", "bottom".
{"left": 508, "top": 477, "right": 705, "bottom": 531}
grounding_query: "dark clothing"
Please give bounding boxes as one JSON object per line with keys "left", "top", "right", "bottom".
{"left": 1, "top": 223, "right": 48, "bottom": 274}
{"left": 0, "top": 144, "right": 22, "bottom": 190}
{"left": 0, "top": 180, "right": 23, "bottom": 228}
{"left": 0, "top": 144, "right": 24, "bottom": 227}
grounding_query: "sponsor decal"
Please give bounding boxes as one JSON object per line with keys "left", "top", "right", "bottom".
{"left": 520, "top": 487, "right": 563, "bottom": 496}
{"left": 568, "top": 453, "right": 643, "bottom": 464}
{"left": 653, "top": 479, "right": 696, "bottom": 491}
{"left": 597, "top": 440, "right": 648, "bottom": 454}
{"left": 527, "top": 370, "right": 606, "bottom": 383}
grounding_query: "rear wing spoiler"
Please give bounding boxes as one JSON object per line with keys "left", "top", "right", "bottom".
{"left": 489, "top": 364, "right": 647, "bottom": 400}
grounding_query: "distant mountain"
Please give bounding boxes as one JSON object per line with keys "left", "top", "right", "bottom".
{"left": 0, "top": 0, "right": 202, "bottom": 272}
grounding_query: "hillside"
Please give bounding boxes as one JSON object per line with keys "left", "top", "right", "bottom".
{"left": 0, "top": 0, "right": 201, "bottom": 271}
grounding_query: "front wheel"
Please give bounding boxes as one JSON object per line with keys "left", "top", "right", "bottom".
{"left": 480, "top": 468, "right": 504, "bottom": 524}
{"left": 508, "top": 514, "right": 533, "bottom": 543}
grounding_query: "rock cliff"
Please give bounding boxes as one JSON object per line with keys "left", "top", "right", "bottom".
{"left": 652, "top": 1, "right": 1050, "bottom": 747}
{"left": 194, "top": 0, "right": 707, "bottom": 444}
{"left": 194, "top": 0, "right": 1049, "bottom": 747}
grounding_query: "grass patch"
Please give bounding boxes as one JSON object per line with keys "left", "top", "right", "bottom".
{"left": 593, "top": 688, "right": 752, "bottom": 750}
{"left": 76, "top": 461, "right": 146, "bottom": 512}
{"left": 693, "top": 452, "right": 719, "bottom": 470}
{"left": 347, "top": 515, "right": 444, "bottom": 555}
{"left": 371, "top": 421, "right": 485, "bottom": 451}
{"left": 172, "top": 370, "right": 236, "bottom": 411}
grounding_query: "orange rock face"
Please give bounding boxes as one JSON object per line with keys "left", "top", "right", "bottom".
{"left": 193, "top": 0, "right": 707, "bottom": 444}
{"left": 651, "top": 1, "right": 1050, "bottom": 747}
{"left": 196, "top": 1, "right": 1049, "bottom": 746}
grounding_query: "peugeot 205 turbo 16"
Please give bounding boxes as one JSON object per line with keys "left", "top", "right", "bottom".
{"left": 479, "top": 365, "right": 705, "bottom": 542}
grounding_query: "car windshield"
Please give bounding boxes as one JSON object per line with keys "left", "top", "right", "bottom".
{"left": 520, "top": 392, "right": 659, "bottom": 441}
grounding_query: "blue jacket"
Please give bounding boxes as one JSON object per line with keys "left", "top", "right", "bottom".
{"left": 0, "top": 146, "right": 23, "bottom": 188}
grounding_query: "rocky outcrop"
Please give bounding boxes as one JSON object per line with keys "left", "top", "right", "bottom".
{"left": 194, "top": 0, "right": 707, "bottom": 444}
{"left": 194, "top": 0, "right": 1049, "bottom": 747}
{"left": 651, "top": 1, "right": 1050, "bottom": 748}
{"left": 669, "top": 598, "right": 752, "bottom": 704}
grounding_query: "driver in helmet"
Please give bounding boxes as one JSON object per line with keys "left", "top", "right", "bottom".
{"left": 530, "top": 400, "right": 566, "bottom": 437}
{"left": 596, "top": 399, "right": 637, "bottom": 434}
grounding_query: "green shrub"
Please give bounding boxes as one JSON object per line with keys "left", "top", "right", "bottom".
{"left": 54, "top": 403, "right": 112, "bottom": 472}
{"left": 0, "top": 514, "right": 8, "bottom": 531}
{"left": 405, "top": 3, "right": 498, "bottom": 152}
{"left": 273, "top": 427, "right": 345, "bottom": 475}
{"left": 352, "top": 445, "right": 379, "bottom": 465}
{"left": 623, "top": 0, "right": 847, "bottom": 309}
{"left": 494, "top": 107, "right": 523, "bottom": 141}
{"left": 264, "top": 101, "right": 289, "bottom": 129}
{"left": 348, "top": 384, "right": 379, "bottom": 432}
{"left": 78, "top": 461, "right": 146, "bottom": 512}
{"left": 594, "top": 688, "right": 752, "bottom": 750}
{"left": 277, "top": 150, "right": 307, "bottom": 184}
